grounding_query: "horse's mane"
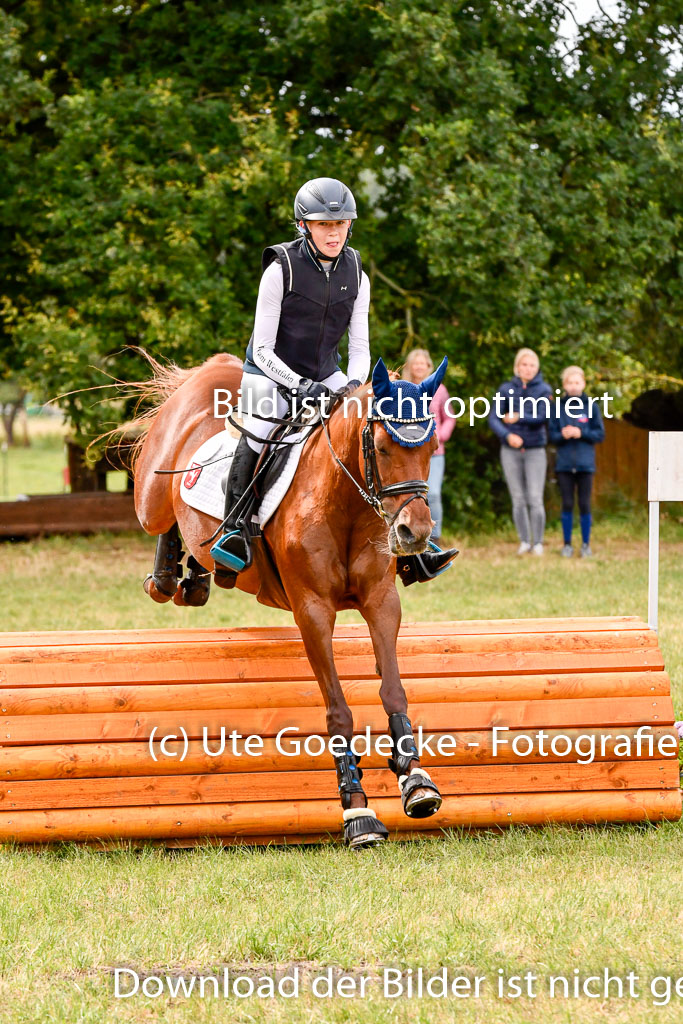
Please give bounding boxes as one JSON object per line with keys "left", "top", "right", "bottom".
{"left": 327, "top": 369, "right": 400, "bottom": 443}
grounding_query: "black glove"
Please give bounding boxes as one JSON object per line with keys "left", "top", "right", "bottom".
{"left": 335, "top": 379, "right": 362, "bottom": 400}
{"left": 295, "top": 378, "right": 332, "bottom": 405}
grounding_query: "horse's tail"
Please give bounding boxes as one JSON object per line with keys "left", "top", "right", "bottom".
{"left": 88, "top": 349, "right": 201, "bottom": 471}
{"left": 127, "top": 351, "right": 203, "bottom": 469}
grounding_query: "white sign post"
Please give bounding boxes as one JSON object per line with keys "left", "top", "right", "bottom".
{"left": 648, "top": 432, "right": 683, "bottom": 631}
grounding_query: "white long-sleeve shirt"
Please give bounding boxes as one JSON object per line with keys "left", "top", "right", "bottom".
{"left": 251, "top": 260, "right": 371, "bottom": 388}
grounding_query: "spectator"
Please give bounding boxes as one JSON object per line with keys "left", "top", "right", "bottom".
{"left": 488, "top": 347, "right": 552, "bottom": 555}
{"left": 549, "top": 365, "right": 605, "bottom": 558}
{"left": 403, "top": 348, "right": 455, "bottom": 544}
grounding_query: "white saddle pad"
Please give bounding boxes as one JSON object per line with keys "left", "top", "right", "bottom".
{"left": 179, "top": 425, "right": 314, "bottom": 528}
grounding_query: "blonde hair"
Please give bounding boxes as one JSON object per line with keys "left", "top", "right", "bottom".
{"left": 402, "top": 348, "right": 434, "bottom": 381}
{"left": 513, "top": 347, "right": 540, "bottom": 377}
{"left": 561, "top": 365, "right": 586, "bottom": 387}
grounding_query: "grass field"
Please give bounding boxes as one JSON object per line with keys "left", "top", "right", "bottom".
{"left": 1, "top": 516, "right": 682, "bottom": 1023}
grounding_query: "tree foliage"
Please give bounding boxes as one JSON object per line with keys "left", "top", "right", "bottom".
{"left": 1, "top": 0, "right": 681, "bottom": 523}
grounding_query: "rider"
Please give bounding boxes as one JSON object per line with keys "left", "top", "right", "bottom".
{"left": 210, "top": 176, "right": 455, "bottom": 583}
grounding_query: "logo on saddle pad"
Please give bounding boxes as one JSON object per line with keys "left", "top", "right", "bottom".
{"left": 183, "top": 462, "right": 203, "bottom": 489}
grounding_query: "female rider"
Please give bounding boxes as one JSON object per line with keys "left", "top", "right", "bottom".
{"left": 210, "top": 176, "right": 452, "bottom": 583}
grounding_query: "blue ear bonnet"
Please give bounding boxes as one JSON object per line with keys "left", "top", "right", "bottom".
{"left": 369, "top": 357, "right": 448, "bottom": 447}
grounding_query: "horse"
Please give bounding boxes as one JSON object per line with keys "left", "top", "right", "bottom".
{"left": 133, "top": 351, "right": 448, "bottom": 848}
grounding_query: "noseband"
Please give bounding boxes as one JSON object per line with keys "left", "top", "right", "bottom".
{"left": 321, "top": 402, "right": 434, "bottom": 527}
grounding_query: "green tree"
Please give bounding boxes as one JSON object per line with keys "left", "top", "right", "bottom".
{"left": 1, "top": 1, "right": 681, "bottom": 525}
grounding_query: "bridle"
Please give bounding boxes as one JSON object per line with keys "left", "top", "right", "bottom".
{"left": 320, "top": 401, "right": 434, "bottom": 527}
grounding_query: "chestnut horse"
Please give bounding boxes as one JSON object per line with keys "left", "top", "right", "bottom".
{"left": 134, "top": 352, "right": 446, "bottom": 848}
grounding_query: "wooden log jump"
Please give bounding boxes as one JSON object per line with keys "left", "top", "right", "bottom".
{"left": 0, "top": 491, "right": 141, "bottom": 538}
{"left": 0, "top": 617, "right": 679, "bottom": 845}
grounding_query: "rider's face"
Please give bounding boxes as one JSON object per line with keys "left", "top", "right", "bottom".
{"left": 303, "top": 219, "right": 350, "bottom": 258}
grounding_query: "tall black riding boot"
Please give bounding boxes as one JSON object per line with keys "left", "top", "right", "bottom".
{"left": 210, "top": 434, "right": 260, "bottom": 573}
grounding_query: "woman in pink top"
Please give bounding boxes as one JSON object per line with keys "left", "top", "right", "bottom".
{"left": 403, "top": 348, "right": 456, "bottom": 543}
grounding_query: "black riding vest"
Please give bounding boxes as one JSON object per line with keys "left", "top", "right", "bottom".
{"left": 245, "top": 237, "right": 362, "bottom": 381}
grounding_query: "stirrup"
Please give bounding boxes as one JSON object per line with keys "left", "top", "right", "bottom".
{"left": 210, "top": 528, "right": 251, "bottom": 572}
{"left": 396, "top": 540, "right": 459, "bottom": 587}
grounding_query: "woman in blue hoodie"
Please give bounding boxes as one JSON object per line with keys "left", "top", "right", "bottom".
{"left": 488, "top": 348, "right": 553, "bottom": 555}
{"left": 548, "top": 365, "right": 605, "bottom": 557}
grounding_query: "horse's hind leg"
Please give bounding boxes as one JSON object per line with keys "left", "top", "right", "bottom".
{"left": 143, "top": 524, "right": 184, "bottom": 604}
{"left": 360, "top": 586, "right": 443, "bottom": 820}
{"left": 291, "top": 592, "right": 389, "bottom": 849}
{"left": 173, "top": 554, "right": 211, "bottom": 607}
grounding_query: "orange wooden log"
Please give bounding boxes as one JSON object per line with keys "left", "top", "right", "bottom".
{"left": 0, "top": 671, "right": 671, "bottom": 714}
{"left": 0, "top": 695, "right": 673, "bottom": 745}
{"left": 0, "top": 616, "right": 647, "bottom": 649}
{"left": 1, "top": 761, "right": 678, "bottom": 812}
{"left": 2, "top": 727, "right": 678, "bottom": 782}
{"left": 0, "top": 629, "right": 659, "bottom": 669}
{"left": 2, "top": 652, "right": 666, "bottom": 689}
{"left": 0, "top": 790, "right": 679, "bottom": 844}
{"left": 0, "top": 651, "right": 663, "bottom": 691}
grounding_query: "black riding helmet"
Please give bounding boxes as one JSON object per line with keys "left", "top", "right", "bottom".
{"left": 294, "top": 177, "right": 357, "bottom": 262}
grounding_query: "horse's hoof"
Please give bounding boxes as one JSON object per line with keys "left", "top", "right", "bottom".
{"left": 348, "top": 830, "right": 387, "bottom": 851}
{"left": 404, "top": 786, "right": 442, "bottom": 818}
{"left": 173, "top": 578, "right": 210, "bottom": 607}
{"left": 143, "top": 575, "right": 175, "bottom": 604}
{"left": 343, "top": 810, "right": 389, "bottom": 849}
{"left": 401, "top": 771, "right": 443, "bottom": 819}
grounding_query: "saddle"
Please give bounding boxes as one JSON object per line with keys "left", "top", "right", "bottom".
{"left": 222, "top": 413, "right": 320, "bottom": 538}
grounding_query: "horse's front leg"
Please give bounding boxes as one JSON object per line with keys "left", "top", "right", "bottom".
{"left": 290, "top": 590, "right": 389, "bottom": 849}
{"left": 360, "top": 583, "right": 442, "bottom": 820}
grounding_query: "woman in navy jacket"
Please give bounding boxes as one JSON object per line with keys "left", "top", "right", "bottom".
{"left": 548, "top": 365, "right": 605, "bottom": 557}
{"left": 488, "top": 347, "right": 553, "bottom": 555}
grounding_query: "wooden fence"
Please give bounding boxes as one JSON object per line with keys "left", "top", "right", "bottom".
{"left": 594, "top": 419, "right": 649, "bottom": 503}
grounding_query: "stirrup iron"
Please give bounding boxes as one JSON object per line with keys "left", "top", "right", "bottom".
{"left": 210, "top": 529, "right": 251, "bottom": 572}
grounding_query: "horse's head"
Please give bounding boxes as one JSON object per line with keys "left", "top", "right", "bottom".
{"left": 366, "top": 356, "right": 448, "bottom": 556}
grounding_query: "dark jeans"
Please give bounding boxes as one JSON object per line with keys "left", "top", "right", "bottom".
{"left": 556, "top": 471, "right": 593, "bottom": 516}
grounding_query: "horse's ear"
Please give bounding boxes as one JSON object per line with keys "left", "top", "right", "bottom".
{"left": 421, "top": 356, "right": 448, "bottom": 398}
{"left": 371, "top": 357, "right": 392, "bottom": 399}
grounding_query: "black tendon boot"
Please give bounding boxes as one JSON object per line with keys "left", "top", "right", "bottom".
{"left": 143, "top": 524, "right": 183, "bottom": 603}
{"left": 334, "top": 748, "right": 389, "bottom": 849}
{"left": 388, "top": 712, "right": 442, "bottom": 818}
{"left": 210, "top": 434, "right": 260, "bottom": 577}
{"left": 396, "top": 541, "right": 459, "bottom": 587}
